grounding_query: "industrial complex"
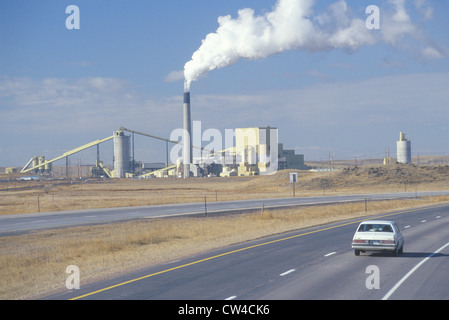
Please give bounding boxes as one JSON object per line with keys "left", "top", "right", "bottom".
{"left": 12, "top": 125, "right": 308, "bottom": 180}
{"left": 4, "top": 89, "right": 414, "bottom": 180}
{"left": 5, "top": 127, "right": 416, "bottom": 181}
{"left": 4, "top": 89, "right": 310, "bottom": 180}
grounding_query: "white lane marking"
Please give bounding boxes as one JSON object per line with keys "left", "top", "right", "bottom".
{"left": 325, "top": 252, "right": 336, "bottom": 257}
{"left": 382, "top": 241, "right": 449, "bottom": 300}
{"left": 166, "top": 260, "right": 180, "bottom": 264}
{"left": 280, "top": 269, "right": 296, "bottom": 276}
{"left": 421, "top": 220, "right": 427, "bottom": 223}
{"left": 436, "top": 216, "right": 441, "bottom": 219}
{"left": 225, "top": 296, "right": 236, "bottom": 300}
{"left": 404, "top": 225, "right": 411, "bottom": 229}
{"left": 86, "top": 216, "right": 97, "bottom": 218}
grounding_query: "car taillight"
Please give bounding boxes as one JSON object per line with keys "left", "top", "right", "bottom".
{"left": 382, "top": 240, "right": 395, "bottom": 244}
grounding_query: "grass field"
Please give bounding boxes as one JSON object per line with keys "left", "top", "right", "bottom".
{"left": 1, "top": 164, "right": 448, "bottom": 299}
{"left": 1, "top": 164, "right": 448, "bottom": 215}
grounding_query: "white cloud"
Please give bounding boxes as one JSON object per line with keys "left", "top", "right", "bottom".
{"left": 422, "top": 46, "right": 449, "bottom": 59}
{"left": 0, "top": 76, "right": 180, "bottom": 135}
{"left": 163, "top": 70, "right": 184, "bottom": 83}
{"left": 183, "top": 0, "right": 377, "bottom": 88}
{"left": 1, "top": 71, "right": 448, "bottom": 165}
{"left": 166, "top": 0, "right": 447, "bottom": 90}
{"left": 0, "top": 76, "right": 132, "bottom": 108}
{"left": 380, "top": 0, "right": 449, "bottom": 61}
{"left": 414, "top": 0, "right": 433, "bottom": 20}
{"left": 381, "top": 0, "right": 416, "bottom": 45}
{"left": 188, "top": 72, "right": 449, "bottom": 129}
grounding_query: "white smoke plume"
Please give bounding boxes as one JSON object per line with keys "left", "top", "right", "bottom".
{"left": 182, "top": 0, "right": 440, "bottom": 91}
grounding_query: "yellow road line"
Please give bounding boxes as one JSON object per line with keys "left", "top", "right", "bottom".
{"left": 70, "top": 202, "right": 449, "bottom": 300}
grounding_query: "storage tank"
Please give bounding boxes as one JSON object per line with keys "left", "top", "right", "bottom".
{"left": 32, "top": 156, "right": 40, "bottom": 174}
{"left": 396, "top": 132, "right": 411, "bottom": 164}
{"left": 36, "top": 156, "right": 46, "bottom": 174}
{"left": 113, "top": 130, "right": 131, "bottom": 178}
{"left": 44, "top": 162, "right": 52, "bottom": 174}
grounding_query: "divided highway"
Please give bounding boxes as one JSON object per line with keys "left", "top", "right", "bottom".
{"left": 1, "top": 190, "right": 448, "bottom": 235}
{"left": 47, "top": 201, "right": 449, "bottom": 300}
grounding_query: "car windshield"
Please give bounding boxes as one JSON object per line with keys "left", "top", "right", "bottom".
{"left": 358, "top": 223, "right": 393, "bottom": 232}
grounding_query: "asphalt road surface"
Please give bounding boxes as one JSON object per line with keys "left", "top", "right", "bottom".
{"left": 1, "top": 190, "right": 448, "bottom": 235}
{"left": 48, "top": 202, "right": 449, "bottom": 300}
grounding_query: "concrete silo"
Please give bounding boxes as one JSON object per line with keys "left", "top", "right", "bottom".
{"left": 397, "top": 132, "right": 411, "bottom": 164}
{"left": 113, "top": 130, "right": 131, "bottom": 178}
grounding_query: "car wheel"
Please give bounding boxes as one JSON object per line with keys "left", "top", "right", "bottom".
{"left": 354, "top": 250, "right": 360, "bottom": 256}
{"left": 399, "top": 244, "right": 403, "bottom": 255}
{"left": 393, "top": 246, "right": 399, "bottom": 257}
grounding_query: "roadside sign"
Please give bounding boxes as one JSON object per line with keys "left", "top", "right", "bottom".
{"left": 289, "top": 172, "right": 298, "bottom": 183}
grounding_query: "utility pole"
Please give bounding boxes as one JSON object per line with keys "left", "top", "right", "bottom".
{"left": 166, "top": 140, "right": 169, "bottom": 167}
{"left": 329, "top": 152, "right": 334, "bottom": 171}
{"left": 132, "top": 132, "right": 135, "bottom": 172}
{"left": 384, "top": 147, "right": 391, "bottom": 165}
{"left": 77, "top": 158, "right": 81, "bottom": 178}
{"left": 65, "top": 156, "right": 68, "bottom": 178}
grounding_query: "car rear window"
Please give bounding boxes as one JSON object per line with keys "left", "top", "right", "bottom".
{"left": 358, "top": 224, "right": 393, "bottom": 232}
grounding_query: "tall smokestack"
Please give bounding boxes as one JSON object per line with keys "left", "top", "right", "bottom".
{"left": 183, "top": 89, "right": 192, "bottom": 178}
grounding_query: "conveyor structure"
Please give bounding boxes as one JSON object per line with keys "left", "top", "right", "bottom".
{"left": 19, "top": 127, "right": 236, "bottom": 179}
{"left": 21, "top": 135, "right": 116, "bottom": 174}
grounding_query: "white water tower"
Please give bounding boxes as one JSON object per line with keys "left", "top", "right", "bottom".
{"left": 397, "top": 132, "right": 411, "bottom": 164}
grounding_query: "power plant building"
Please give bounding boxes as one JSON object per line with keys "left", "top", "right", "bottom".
{"left": 277, "top": 143, "right": 308, "bottom": 170}
{"left": 17, "top": 124, "right": 308, "bottom": 179}
{"left": 235, "top": 127, "right": 277, "bottom": 176}
{"left": 396, "top": 131, "right": 412, "bottom": 164}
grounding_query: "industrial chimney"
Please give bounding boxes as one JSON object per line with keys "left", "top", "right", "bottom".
{"left": 183, "top": 89, "right": 192, "bottom": 178}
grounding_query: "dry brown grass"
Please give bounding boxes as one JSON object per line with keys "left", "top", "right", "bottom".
{"left": 1, "top": 195, "right": 449, "bottom": 300}
{"left": 0, "top": 177, "right": 261, "bottom": 215}
{"left": 1, "top": 164, "right": 449, "bottom": 215}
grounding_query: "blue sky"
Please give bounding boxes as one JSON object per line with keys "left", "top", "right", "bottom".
{"left": 1, "top": 0, "right": 448, "bottom": 168}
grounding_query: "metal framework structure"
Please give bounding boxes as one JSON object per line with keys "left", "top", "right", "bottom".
{"left": 21, "top": 135, "right": 115, "bottom": 174}
{"left": 19, "top": 127, "right": 221, "bottom": 178}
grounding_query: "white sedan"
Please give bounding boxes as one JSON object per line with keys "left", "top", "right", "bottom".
{"left": 352, "top": 220, "right": 404, "bottom": 256}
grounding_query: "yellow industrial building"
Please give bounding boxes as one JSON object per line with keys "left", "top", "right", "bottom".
{"left": 234, "top": 126, "right": 308, "bottom": 176}
{"left": 235, "top": 127, "right": 278, "bottom": 176}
